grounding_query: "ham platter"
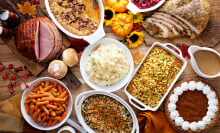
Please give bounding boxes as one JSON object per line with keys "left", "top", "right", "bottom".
{"left": 15, "top": 16, "right": 62, "bottom": 62}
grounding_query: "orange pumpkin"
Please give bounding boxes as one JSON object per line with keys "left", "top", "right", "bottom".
{"left": 111, "top": 13, "right": 133, "bottom": 37}
{"left": 107, "top": 0, "right": 128, "bottom": 13}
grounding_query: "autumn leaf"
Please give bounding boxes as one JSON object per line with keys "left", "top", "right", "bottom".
{"left": 77, "top": 52, "right": 82, "bottom": 66}
{"left": 17, "top": 1, "right": 37, "bottom": 16}
{"left": 130, "top": 48, "right": 145, "bottom": 65}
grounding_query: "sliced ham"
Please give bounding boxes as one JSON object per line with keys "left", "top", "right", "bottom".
{"left": 38, "top": 19, "right": 55, "bottom": 61}
{"left": 15, "top": 16, "right": 62, "bottom": 62}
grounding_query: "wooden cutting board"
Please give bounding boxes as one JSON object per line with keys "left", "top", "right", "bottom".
{"left": 143, "top": 0, "right": 220, "bottom": 48}
{"left": 0, "top": 0, "right": 72, "bottom": 76}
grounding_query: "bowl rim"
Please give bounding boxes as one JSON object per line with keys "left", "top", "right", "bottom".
{"left": 74, "top": 90, "right": 139, "bottom": 133}
{"left": 127, "top": 0, "right": 166, "bottom": 13}
{"left": 20, "top": 77, "right": 73, "bottom": 130}
{"left": 80, "top": 38, "right": 134, "bottom": 92}
{"left": 44, "top": 0, "right": 105, "bottom": 43}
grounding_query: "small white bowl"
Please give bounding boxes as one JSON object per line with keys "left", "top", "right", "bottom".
{"left": 80, "top": 38, "right": 134, "bottom": 92}
{"left": 188, "top": 45, "right": 220, "bottom": 79}
{"left": 45, "top": 0, "right": 105, "bottom": 44}
{"left": 58, "top": 126, "right": 76, "bottom": 133}
{"left": 21, "top": 77, "right": 73, "bottom": 130}
{"left": 127, "top": 0, "right": 166, "bottom": 14}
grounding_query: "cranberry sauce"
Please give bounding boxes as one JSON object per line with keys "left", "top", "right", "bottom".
{"left": 131, "top": 0, "right": 161, "bottom": 9}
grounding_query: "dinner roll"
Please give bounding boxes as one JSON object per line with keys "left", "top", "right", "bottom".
{"left": 48, "top": 60, "right": 68, "bottom": 79}
{"left": 62, "top": 48, "right": 78, "bottom": 67}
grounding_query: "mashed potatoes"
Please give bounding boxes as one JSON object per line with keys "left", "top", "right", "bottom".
{"left": 86, "top": 44, "right": 130, "bottom": 86}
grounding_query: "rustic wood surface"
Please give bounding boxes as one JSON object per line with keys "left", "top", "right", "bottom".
{"left": 0, "top": 0, "right": 220, "bottom": 133}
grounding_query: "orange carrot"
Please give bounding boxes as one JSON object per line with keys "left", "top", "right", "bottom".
{"left": 53, "top": 81, "right": 58, "bottom": 88}
{"left": 59, "top": 90, "right": 67, "bottom": 98}
{"left": 32, "top": 87, "right": 39, "bottom": 93}
{"left": 45, "top": 81, "right": 50, "bottom": 87}
{"left": 42, "top": 85, "right": 53, "bottom": 92}
{"left": 28, "top": 94, "right": 50, "bottom": 98}
{"left": 25, "top": 103, "right": 30, "bottom": 114}
{"left": 50, "top": 120, "right": 58, "bottom": 126}
{"left": 37, "top": 101, "right": 49, "bottom": 105}
{"left": 50, "top": 111, "right": 56, "bottom": 117}
{"left": 57, "top": 85, "right": 63, "bottom": 94}
{"left": 60, "top": 112, "right": 67, "bottom": 122}
{"left": 41, "top": 106, "right": 49, "bottom": 115}
{"left": 46, "top": 104, "right": 58, "bottom": 110}
{"left": 52, "top": 98, "right": 65, "bottom": 102}
{"left": 43, "top": 122, "right": 47, "bottom": 126}
{"left": 51, "top": 91, "right": 58, "bottom": 97}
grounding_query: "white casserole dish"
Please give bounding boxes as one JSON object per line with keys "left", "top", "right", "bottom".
{"left": 124, "top": 42, "right": 187, "bottom": 111}
{"left": 74, "top": 90, "right": 139, "bottom": 133}
{"left": 80, "top": 38, "right": 134, "bottom": 92}
{"left": 45, "top": 0, "right": 105, "bottom": 44}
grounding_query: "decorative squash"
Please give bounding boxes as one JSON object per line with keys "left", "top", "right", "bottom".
{"left": 111, "top": 13, "right": 133, "bottom": 37}
{"left": 107, "top": 0, "right": 128, "bottom": 13}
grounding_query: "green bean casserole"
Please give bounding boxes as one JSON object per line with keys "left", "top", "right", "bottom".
{"left": 81, "top": 95, "right": 133, "bottom": 132}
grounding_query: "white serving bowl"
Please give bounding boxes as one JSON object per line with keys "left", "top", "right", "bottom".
{"left": 20, "top": 77, "right": 73, "bottom": 130}
{"left": 75, "top": 91, "right": 139, "bottom": 133}
{"left": 45, "top": 0, "right": 105, "bottom": 44}
{"left": 127, "top": 0, "right": 166, "bottom": 14}
{"left": 80, "top": 38, "right": 134, "bottom": 92}
{"left": 124, "top": 42, "right": 187, "bottom": 111}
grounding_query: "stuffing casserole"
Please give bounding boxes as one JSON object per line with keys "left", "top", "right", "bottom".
{"left": 127, "top": 46, "right": 183, "bottom": 107}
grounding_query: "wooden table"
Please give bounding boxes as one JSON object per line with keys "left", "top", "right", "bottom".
{"left": 0, "top": 0, "right": 220, "bottom": 133}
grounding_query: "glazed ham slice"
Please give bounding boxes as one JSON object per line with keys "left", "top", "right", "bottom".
{"left": 15, "top": 17, "right": 62, "bottom": 62}
{"left": 38, "top": 19, "right": 55, "bottom": 61}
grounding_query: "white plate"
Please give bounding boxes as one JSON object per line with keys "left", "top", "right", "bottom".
{"left": 80, "top": 38, "right": 134, "bottom": 92}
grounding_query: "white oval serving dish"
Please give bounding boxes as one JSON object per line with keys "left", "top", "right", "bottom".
{"left": 74, "top": 90, "right": 139, "bottom": 133}
{"left": 188, "top": 45, "right": 220, "bottom": 79}
{"left": 127, "top": 0, "right": 166, "bottom": 14}
{"left": 80, "top": 38, "right": 134, "bottom": 92}
{"left": 124, "top": 42, "right": 187, "bottom": 111}
{"left": 45, "top": 0, "right": 105, "bottom": 44}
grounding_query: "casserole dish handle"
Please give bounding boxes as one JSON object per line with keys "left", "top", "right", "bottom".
{"left": 84, "top": 27, "right": 105, "bottom": 44}
{"left": 67, "top": 119, "right": 87, "bottom": 133}
{"left": 128, "top": 96, "right": 149, "bottom": 111}
{"left": 164, "top": 43, "right": 182, "bottom": 57}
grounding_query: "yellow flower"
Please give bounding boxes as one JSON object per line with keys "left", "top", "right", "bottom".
{"left": 104, "top": 7, "right": 115, "bottom": 26}
{"left": 128, "top": 11, "right": 144, "bottom": 23}
{"left": 127, "top": 31, "right": 145, "bottom": 48}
